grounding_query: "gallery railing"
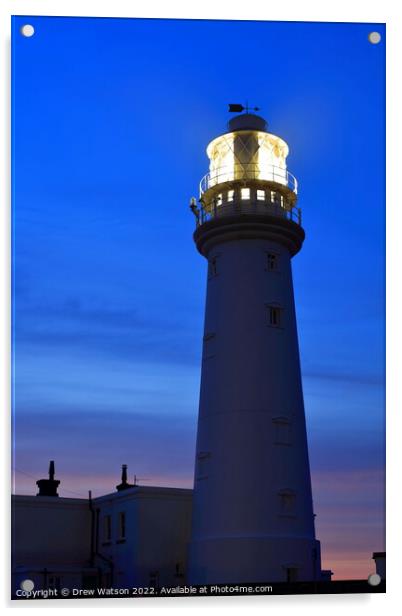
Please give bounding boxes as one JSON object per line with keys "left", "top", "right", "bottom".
{"left": 199, "top": 164, "right": 298, "bottom": 196}
{"left": 195, "top": 200, "right": 302, "bottom": 228}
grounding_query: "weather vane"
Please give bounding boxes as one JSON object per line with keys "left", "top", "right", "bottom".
{"left": 228, "top": 102, "right": 260, "bottom": 113}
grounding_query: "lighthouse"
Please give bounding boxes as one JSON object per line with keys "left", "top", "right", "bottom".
{"left": 188, "top": 110, "right": 323, "bottom": 584}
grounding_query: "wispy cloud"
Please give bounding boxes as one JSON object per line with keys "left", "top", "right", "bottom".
{"left": 302, "top": 369, "right": 384, "bottom": 387}
{"left": 14, "top": 295, "right": 204, "bottom": 366}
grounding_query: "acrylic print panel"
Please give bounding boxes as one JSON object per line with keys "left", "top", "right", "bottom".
{"left": 11, "top": 16, "right": 385, "bottom": 600}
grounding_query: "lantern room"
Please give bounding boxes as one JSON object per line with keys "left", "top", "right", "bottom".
{"left": 197, "top": 113, "right": 300, "bottom": 222}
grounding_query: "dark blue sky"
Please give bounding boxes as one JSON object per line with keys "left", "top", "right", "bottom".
{"left": 12, "top": 16, "right": 385, "bottom": 578}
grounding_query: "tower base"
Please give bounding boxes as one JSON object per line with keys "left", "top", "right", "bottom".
{"left": 188, "top": 536, "right": 322, "bottom": 584}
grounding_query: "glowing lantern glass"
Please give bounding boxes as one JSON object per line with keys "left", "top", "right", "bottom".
{"left": 205, "top": 130, "right": 290, "bottom": 189}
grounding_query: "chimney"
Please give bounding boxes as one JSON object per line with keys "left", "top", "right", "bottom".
{"left": 116, "top": 464, "right": 134, "bottom": 492}
{"left": 36, "top": 460, "right": 60, "bottom": 497}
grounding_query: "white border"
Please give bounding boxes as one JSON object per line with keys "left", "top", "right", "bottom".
{"left": 1, "top": 1, "right": 401, "bottom": 613}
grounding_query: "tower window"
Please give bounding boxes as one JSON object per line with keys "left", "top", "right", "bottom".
{"left": 196, "top": 451, "right": 211, "bottom": 480}
{"left": 118, "top": 512, "right": 126, "bottom": 540}
{"left": 203, "top": 332, "right": 216, "bottom": 361}
{"left": 286, "top": 567, "right": 298, "bottom": 583}
{"left": 278, "top": 490, "right": 296, "bottom": 516}
{"left": 267, "top": 253, "right": 278, "bottom": 271}
{"left": 272, "top": 417, "right": 292, "bottom": 445}
{"left": 216, "top": 193, "right": 223, "bottom": 206}
{"left": 268, "top": 305, "right": 282, "bottom": 327}
{"left": 227, "top": 189, "right": 234, "bottom": 202}
{"left": 241, "top": 188, "right": 250, "bottom": 200}
{"left": 270, "top": 191, "right": 276, "bottom": 203}
{"left": 208, "top": 257, "right": 218, "bottom": 278}
{"left": 257, "top": 189, "right": 265, "bottom": 200}
{"left": 103, "top": 515, "right": 112, "bottom": 542}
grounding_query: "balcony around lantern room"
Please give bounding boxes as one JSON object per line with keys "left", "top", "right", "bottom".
{"left": 193, "top": 163, "right": 301, "bottom": 229}
{"left": 200, "top": 162, "right": 298, "bottom": 195}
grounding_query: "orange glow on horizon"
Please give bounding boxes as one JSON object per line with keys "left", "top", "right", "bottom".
{"left": 13, "top": 467, "right": 384, "bottom": 581}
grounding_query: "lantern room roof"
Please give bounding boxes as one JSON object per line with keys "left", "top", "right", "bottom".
{"left": 228, "top": 113, "right": 268, "bottom": 132}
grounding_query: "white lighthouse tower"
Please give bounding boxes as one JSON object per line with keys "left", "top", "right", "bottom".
{"left": 188, "top": 111, "right": 323, "bottom": 584}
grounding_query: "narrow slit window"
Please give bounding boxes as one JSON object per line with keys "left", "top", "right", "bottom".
{"left": 118, "top": 512, "right": 126, "bottom": 540}
{"left": 104, "top": 515, "right": 112, "bottom": 542}
{"left": 267, "top": 253, "right": 278, "bottom": 271}
{"left": 208, "top": 257, "right": 218, "bottom": 278}
{"left": 269, "top": 305, "right": 281, "bottom": 327}
{"left": 216, "top": 194, "right": 222, "bottom": 206}
{"left": 257, "top": 189, "right": 265, "bottom": 201}
{"left": 241, "top": 188, "right": 250, "bottom": 200}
